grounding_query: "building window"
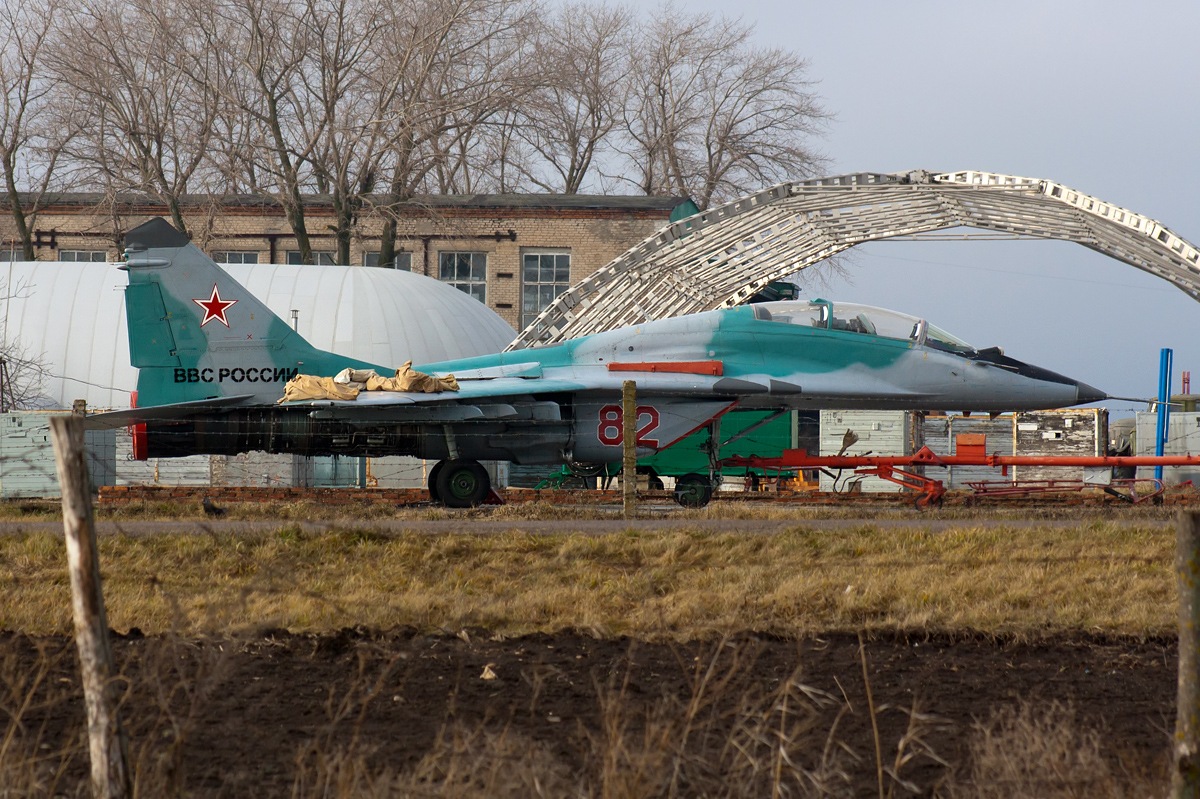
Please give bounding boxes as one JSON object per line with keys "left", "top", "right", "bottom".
{"left": 438, "top": 251, "right": 487, "bottom": 302}
{"left": 286, "top": 250, "right": 336, "bottom": 265}
{"left": 364, "top": 251, "right": 412, "bottom": 270}
{"left": 211, "top": 251, "right": 260, "bottom": 264}
{"left": 521, "top": 250, "right": 571, "bottom": 328}
{"left": 58, "top": 249, "right": 107, "bottom": 262}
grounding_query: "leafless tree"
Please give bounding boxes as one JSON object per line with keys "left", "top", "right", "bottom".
{"left": 297, "top": 0, "right": 397, "bottom": 264}
{"left": 619, "top": 5, "right": 829, "bottom": 209}
{"left": 371, "top": 0, "right": 539, "bottom": 268}
{"left": 405, "top": 0, "right": 538, "bottom": 196}
{"left": 0, "top": 277, "right": 50, "bottom": 410}
{"left": 0, "top": 0, "right": 74, "bottom": 259}
{"left": 0, "top": 0, "right": 831, "bottom": 260}
{"left": 48, "top": 0, "right": 224, "bottom": 236}
{"left": 514, "top": 2, "right": 632, "bottom": 193}
{"left": 213, "top": 0, "right": 325, "bottom": 262}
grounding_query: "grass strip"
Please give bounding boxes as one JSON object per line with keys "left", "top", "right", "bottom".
{"left": 0, "top": 521, "right": 1176, "bottom": 638}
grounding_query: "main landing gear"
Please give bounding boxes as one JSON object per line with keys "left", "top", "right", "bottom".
{"left": 673, "top": 473, "right": 714, "bottom": 508}
{"left": 428, "top": 458, "right": 491, "bottom": 508}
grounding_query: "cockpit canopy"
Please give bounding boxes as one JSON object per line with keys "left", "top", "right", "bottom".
{"left": 750, "top": 299, "right": 976, "bottom": 355}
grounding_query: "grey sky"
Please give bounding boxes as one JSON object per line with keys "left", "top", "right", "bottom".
{"left": 657, "top": 0, "right": 1200, "bottom": 411}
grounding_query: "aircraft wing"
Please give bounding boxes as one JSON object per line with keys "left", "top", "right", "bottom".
{"left": 84, "top": 366, "right": 936, "bottom": 431}
{"left": 83, "top": 395, "right": 262, "bottom": 429}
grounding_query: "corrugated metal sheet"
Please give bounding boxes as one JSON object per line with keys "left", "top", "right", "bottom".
{"left": 922, "top": 411, "right": 1106, "bottom": 487}
{"left": 0, "top": 413, "right": 56, "bottom": 498}
{"left": 368, "top": 457, "right": 431, "bottom": 489}
{"left": 113, "top": 429, "right": 211, "bottom": 486}
{"left": 2, "top": 260, "right": 517, "bottom": 411}
{"left": 0, "top": 412, "right": 114, "bottom": 498}
{"left": 1135, "top": 411, "right": 1200, "bottom": 485}
{"left": 211, "top": 452, "right": 297, "bottom": 488}
{"left": 819, "top": 410, "right": 918, "bottom": 493}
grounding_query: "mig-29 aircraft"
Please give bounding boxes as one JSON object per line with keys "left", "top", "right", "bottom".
{"left": 88, "top": 218, "right": 1107, "bottom": 506}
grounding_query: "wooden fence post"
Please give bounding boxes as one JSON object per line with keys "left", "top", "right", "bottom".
{"left": 1174, "top": 511, "right": 1200, "bottom": 799}
{"left": 622, "top": 380, "right": 637, "bottom": 519}
{"left": 49, "top": 415, "right": 131, "bottom": 799}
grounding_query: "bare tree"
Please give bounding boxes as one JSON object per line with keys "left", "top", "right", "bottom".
{"left": 1, "top": 0, "right": 831, "bottom": 262}
{"left": 298, "top": 0, "right": 397, "bottom": 264}
{"left": 514, "top": 2, "right": 632, "bottom": 193}
{"left": 0, "top": 0, "right": 73, "bottom": 259}
{"left": 371, "top": 0, "right": 539, "bottom": 267}
{"left": 620, "top": 5, "right": 829, "bottom": 208}
{"left": 0, "top": 277, "right": 50, "bottom": 410}
{"left": 214, "top": 0, "right": 325, "bottom": 262}
{"left": 0, "top": 341, "right": 51, "bottom": 410}
{"left": 49, "top": 0, "right": 224, "bottom": 236}
{"left": 407, "top": 0, "right": 538, "bottom": 195}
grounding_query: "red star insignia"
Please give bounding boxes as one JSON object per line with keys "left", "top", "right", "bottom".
{"left": 193, "top": 284, "right": 238, "bottom": 327}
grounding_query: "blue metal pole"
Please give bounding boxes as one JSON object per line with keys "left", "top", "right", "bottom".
{"left": 1156, "top": 347, "right": 1174, "bottom": 481}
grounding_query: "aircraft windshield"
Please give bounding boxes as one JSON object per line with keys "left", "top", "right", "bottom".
{"left": 923, "top": 322, "right": 976, "bottom": 355}
{"left": 750, "top": 299, "right": 977, "bottom": 352}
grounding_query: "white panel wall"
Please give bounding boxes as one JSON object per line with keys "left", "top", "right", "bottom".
{"left": 819, "top": 410, "right": 915, "bottom": 493}
{"left": 1135, "top": 412, "right": 1200, "bottom": 486}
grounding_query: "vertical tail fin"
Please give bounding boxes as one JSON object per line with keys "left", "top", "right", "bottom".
{"left": 121, "top": 218, "right": 378, "bottom": 406}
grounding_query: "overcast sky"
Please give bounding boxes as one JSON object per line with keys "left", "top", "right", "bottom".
{"left": 661, "top": 0, "right": 1200, "bottom": 413}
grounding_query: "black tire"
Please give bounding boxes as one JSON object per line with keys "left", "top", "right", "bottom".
{"left": 427, "top": 460, "right": 446, "bottom": 503}
{"left": 567, "top": 461, "right": 605, "bottom": 477}
{"left": 435, "top": 459, "right": 491, "bottom": 508}
{"left": 674, "top": 473, "right": 713, "bottom": 508}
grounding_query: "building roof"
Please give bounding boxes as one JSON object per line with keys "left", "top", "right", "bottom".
{"left": 5, "top": 192, "right": 687, "bottom": 216}
{"left": 2, "top": 260, "right": 516, "bottom": 410}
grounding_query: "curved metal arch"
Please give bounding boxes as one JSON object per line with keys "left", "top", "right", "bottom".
{"left": 507, "top": 169, "right": 1200, "bottom": 349}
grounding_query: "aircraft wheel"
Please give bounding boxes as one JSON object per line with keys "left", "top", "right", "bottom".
{"left": 427, "top": 460, "right": 446, "bottom": 503}
{"left": 567, "top": 461, "right": 605, "bottom": 477}
{"left": 436, "top": 459, "right": 490, "bottom": 508}
{"left": 674, "top": 473, "right": 713, "bottom": 508}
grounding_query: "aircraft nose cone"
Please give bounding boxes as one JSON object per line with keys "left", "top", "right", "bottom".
{"left": 1074, "top": 380, "right": 1108, "bottom": 405}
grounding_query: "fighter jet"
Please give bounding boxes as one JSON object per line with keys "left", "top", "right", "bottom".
{"left": 88, "top": 218, "right": 1106, "bottom": 506}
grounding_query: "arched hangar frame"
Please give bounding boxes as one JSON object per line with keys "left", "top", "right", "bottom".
{"left": 508, "top": 170, "right": 1200, "bottom": 349}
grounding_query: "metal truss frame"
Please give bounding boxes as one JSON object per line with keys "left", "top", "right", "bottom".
{"left": 508, "top": 170, "right": 1200, "bottom": 349}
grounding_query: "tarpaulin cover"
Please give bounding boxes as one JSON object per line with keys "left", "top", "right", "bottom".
{"left": 278, "top": 362, "right": 459, "bottom": 403}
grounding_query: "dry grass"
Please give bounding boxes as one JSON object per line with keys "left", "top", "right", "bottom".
{"left": 944, "top": 700, "right": 1147, "bottom": 798}
{"left": 0, "top": 633, "right": 1167, "bottom": 797}
{"left": 0, "top": 499, "right": 1179, "bottom": 797}
{"left": 0, "top": 517, "right": 1178, "bottom": 637}
{"left": 0, "top": 634, "right": 960, "bottom": 797}
{"left": 0, "top": 640, "right": 79, "bottom": 796}
{"left": 1, "top": 494, "right": 1186, "bottom": 523}
{"left": 581, "top": 639, "right": 861, "bottom": 798}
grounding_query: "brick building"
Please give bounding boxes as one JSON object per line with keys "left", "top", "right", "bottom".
{"left": 0, "top": 193, "right": 688, "bottom": 331}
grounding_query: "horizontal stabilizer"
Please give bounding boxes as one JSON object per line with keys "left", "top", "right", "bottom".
{"left": 83, "top": 395, "right": 259, "bottom": 429}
